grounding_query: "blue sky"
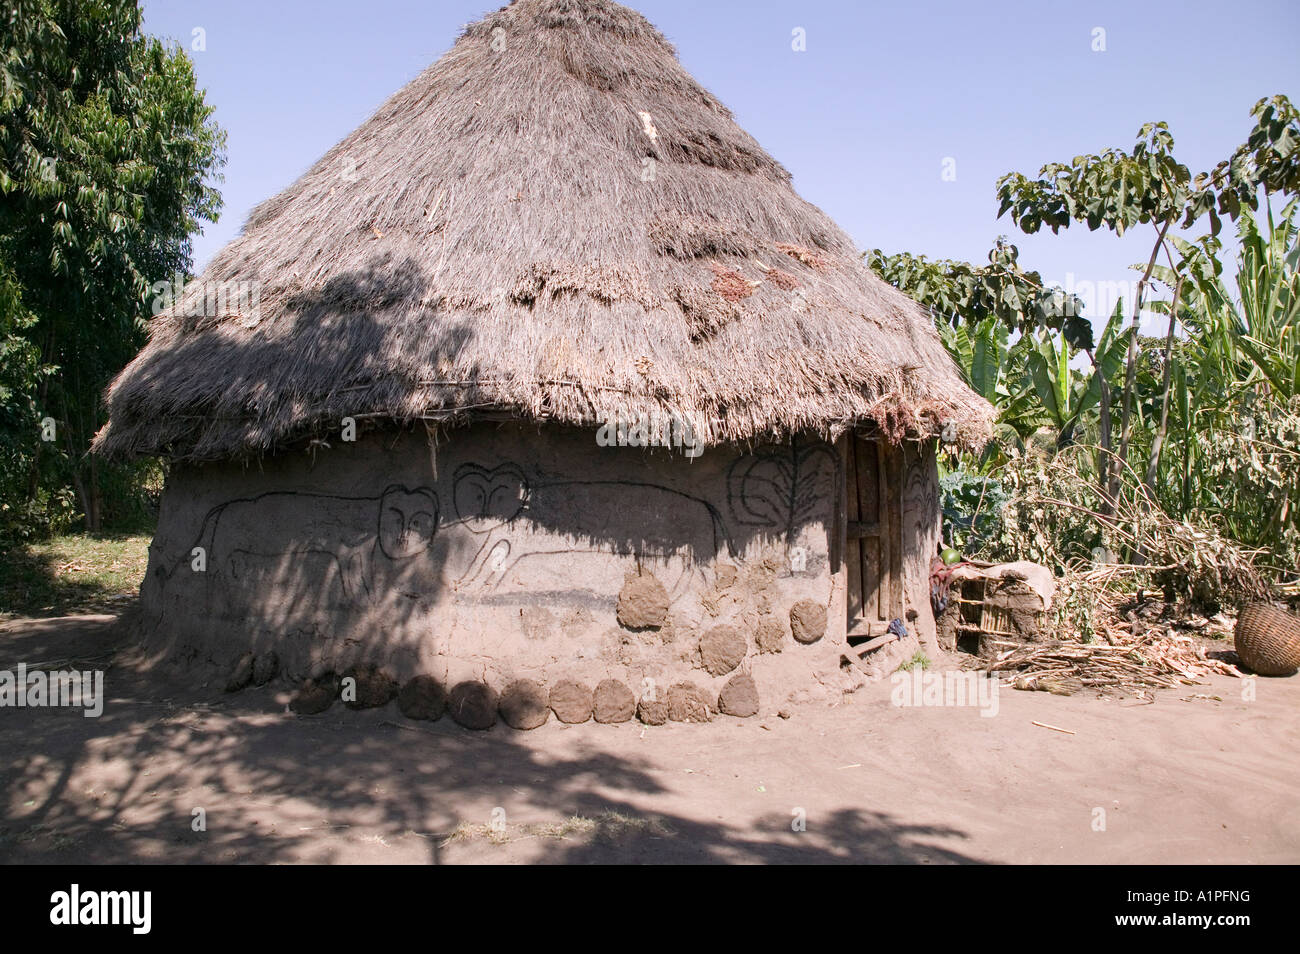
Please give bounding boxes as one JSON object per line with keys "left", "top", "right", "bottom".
{"left": 142, "top": 0, "right": 1300, "bottom": 336}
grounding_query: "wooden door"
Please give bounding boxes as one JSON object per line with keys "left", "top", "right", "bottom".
{"left": 844, "top": 434, "right": 903, "bottom": 639}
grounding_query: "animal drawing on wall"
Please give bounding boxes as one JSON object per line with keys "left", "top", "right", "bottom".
{"left": 727, "top": 438, "right": 840, "bottom": 568}
{"left": 448, "top": 462, "right": 736, "bottom": 601}
{"left": 172, "top": 485, "right": 440, "bottom": 613}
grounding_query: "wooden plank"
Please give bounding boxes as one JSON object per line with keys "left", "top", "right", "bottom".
{"left": 843, "top": 435, "right": 862, "bottom": 625}
{"left": 844, "top": 434, "right": 860, "bottom": 523}
{"left": 861, "top": 536, "right": 881, "bottom": 622}
{"left": 858, "top": 438, "right": 882, "bottom": 624}
{"left": 856, "top": 438, "right": 879, "bottom": 523}
{"left": 888, "top": 443, "right": 904, "bottom": 619}
{"left": 857, "top": 436, "right": 878, "bottom": 623}
{"left": 829, "top": 434, "right": 844, "bottom": 574}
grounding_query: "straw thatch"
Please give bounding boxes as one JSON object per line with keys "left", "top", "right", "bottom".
{"left": 94, "top": 0, "right": 992, "bottom": 462}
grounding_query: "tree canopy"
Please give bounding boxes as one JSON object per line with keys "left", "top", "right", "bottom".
{"left": 0, "top": 0, "right": 225, "bottom": 535}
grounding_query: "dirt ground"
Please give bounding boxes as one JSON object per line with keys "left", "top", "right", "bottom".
{"left": 1, "top": 612, "right": 1297, "bottom": 864}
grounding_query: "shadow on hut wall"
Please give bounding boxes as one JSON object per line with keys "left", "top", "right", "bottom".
{"left": 441, "top": 434, "right": 839, "bottom": 590}
{"left": 134, "top": 258, "right": 483, "bottom": 679}
{"left": 462, "top": 435, "right": 843, "bottom": 563}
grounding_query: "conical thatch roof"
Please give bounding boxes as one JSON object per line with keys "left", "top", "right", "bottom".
{"left": 95, "top": 0, "right": 991, "bottom": 462}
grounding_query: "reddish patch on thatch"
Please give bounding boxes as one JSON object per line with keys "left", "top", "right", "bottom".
{"left": 708, "top": 261, "right": 756, "bottom": 302}
{"left": 775, "top": 242, "right": 829, "bottom": 270}
{"left": 766, "top": 267, "right": 799, "bottom": 290}
{"left": 672, "top": 285, "right": 740, "bottom": 342}
{"left": 866, "top": 394, "right": 922, "bottom": 444}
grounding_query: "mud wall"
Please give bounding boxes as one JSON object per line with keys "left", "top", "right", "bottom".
{"left": 139, "top": 424, "right": 939, "bottom": 711}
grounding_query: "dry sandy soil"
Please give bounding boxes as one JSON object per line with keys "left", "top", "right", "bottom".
{"left": 1, "top": 613, "right": 1296, "bottom": 864}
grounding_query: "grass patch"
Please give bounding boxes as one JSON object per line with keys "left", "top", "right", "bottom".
{"left": 896, "top": 650, "right": 931, "bottom": 673}
{"left": 0, "top": 532, "right": 150, "bottom": 619}
{"left": 440, "top": 810, "right": 674, "bottom": 848}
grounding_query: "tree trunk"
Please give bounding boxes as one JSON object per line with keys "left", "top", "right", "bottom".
{"left": 1143, "top": 278, "right": 1184, "bottom": 499}
{"left": 1110, "top": 219, "right": 1173, "bottom": 503}
{"left": 27, "top": 345, "right": 53, "bottom": 498}
{"left": 1090, "top": 349, "right": 1115, "bottom": 516}
{"left": 86, "top": 453, "right": 102, "bottom": 533}
{"left": 58, "top": 389, "right": 100, "bottom": 533}
{"left": 1112, "top": 314, "right": 1139, "bottom": 500}
{"left": 68, "top": 462, "right": 93, "bottom": 533}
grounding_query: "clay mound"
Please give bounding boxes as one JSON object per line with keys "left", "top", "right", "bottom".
{"left": 754, "top": 617, "right": 785, "bottom": 653}
{"left": 550, "top": 680, "right": 594, "bottom": 724}
{"left": 617, "top": 573, "right": 670, "bottom": 629}
{"left": 500, "top": 679, "right": 550, "bottom": 730}
{"left": 700, "top": 624, "right": 746, "bottom": 675}
{"left": 251, "top": 651, "right": 279, "bottom": 686}
{"left": 790, "top": 600, "right": 827, "bottom": 644}
{"left": 717, "top": 672, "right": 760, "bottom": 717}
{"left": 291, "top": 672, "right": 340, "bottom": 715}
{"left": 637, "top": 692, "right": 670, "bottom": 725}
{"left": 593, "top": 679, "right": 635, "bottom": 723}
{"left": 398, "top": 675, "right": 447, "bottom": 721}
{"left": 667, "top": 682, "right": 712, "bottom": 722}
{"left": 225, "top": 653, "right": 254, "bottom": 693}
{"left": 449, "top": 681, "right": 498, "bottom": 730}
{"left": 343, "top": 664, "right": 398, "bottom": 709}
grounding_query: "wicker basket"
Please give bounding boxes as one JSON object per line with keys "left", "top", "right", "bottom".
{"left": 1235, "top": 603, "right": 1300, "bottom": 676}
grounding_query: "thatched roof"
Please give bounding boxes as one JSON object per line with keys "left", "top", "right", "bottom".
{"left": 94, "top": 0, "right": 992, "bottom": 462}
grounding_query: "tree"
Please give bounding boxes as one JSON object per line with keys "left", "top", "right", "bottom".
{"left": 866, "top": 240, "right": 1096, "bottom": 463}
{"left": 0, "top": 0, "right": 225, "bottom": 533}
{"left": 994, "top": 96, "right": 1300, "bottom": 510}
{"left": 865, "top": 238, "right": 1092, "bottom": 349}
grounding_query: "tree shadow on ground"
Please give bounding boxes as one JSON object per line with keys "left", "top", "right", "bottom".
{"left": 0, "top": 616, "right": 986, "bottom": 865}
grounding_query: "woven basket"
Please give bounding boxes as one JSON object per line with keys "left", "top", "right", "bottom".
{"left": 1235, "top": 603, "right": 1300, "bottom": 676}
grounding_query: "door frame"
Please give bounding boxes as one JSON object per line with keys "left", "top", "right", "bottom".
{"left": 841, "top": 431, "right": 904, "bottom": 639}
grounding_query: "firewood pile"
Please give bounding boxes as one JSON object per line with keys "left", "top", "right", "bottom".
{"left": 983, "top": 588, "right": 1247, "bottom": 696}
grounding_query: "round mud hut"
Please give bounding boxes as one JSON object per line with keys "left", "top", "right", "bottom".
{"left": 94, "top": 0, "right": 993, "bottom": 720}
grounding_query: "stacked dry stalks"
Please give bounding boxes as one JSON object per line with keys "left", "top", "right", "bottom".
{"left": 984, "top": 574, "right": 1247, "bottom": 696}
{"left": 986, "top": 632, "right": 1241, "bottom": 696}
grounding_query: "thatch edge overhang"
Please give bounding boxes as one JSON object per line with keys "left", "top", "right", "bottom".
{"left": 94, "top": 384, "right": 993, "bottom": 465}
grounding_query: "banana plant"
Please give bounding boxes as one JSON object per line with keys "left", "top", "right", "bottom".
{"left": 1150, "top": 198, "right": 1300, "bottom": 551}
{"left": 938, "top": 314, "right": 1010, "bottom": 406}
{"left": 1166, "top": 198, "right": 1299, "bottom": 412}
{"left": 1233, "top": 199, "right": 1300, "bottom": 401}
{"left": 938, "top": 316, "right": 1027, "bottom": 471}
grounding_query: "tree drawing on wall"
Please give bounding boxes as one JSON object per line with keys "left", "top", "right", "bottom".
{"left": 726, "top": 439, "right": 841, "bottom": 542}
